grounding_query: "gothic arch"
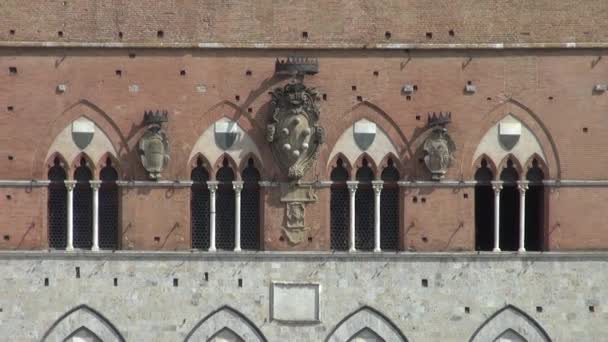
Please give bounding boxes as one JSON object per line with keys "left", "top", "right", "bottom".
{"left": 46, "top": 152, "right": 70, "bottom": 178}
{"left": 328, "top": 153, "right": 354, "bottom": 179}
{"left": 189, "top": 153, "right": 213, "bottom": 171}
{"left": 238, "top": 152, "right": 264, "bottom": 177}
{"left": 33, "top": 100, "right": 126, "bottom": 179}
{"left": 213, "top": 153, "right": 240, "bottom": 181}
{"left": 185, "top": 306, "right": 266, "bottom": 342}
{"left": 463, "top": 98, "right": 560, "bottom": 179}
{"left": 524, "top": 153, "right": 549, "bottom": 180}
{"left": 497, "top": 154, "right": 524, "bottom": 181}
{"left": 71, "top": 152, "right": 97, "bottom": 180}
{"left": 469, "top": 305, "right": 552, "bottom": 342}
{"left": 322, "top": 101, "right": 411, "bottom": 178}
{"left": 325, "top": 306, "right": 408, "bottom": 342}
{"left": 41, "top": 305, "right": 124, "bottom": 342}
{"left": 354, "top": 152, "right": 379, "bottom": 179}
{"left": 473, "top": 153, "right": 499, "bottom": 180}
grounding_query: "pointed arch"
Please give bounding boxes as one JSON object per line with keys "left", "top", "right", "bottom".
{"left": 473, "top": 154, "right": 498, "bottom": 181}
{"left": 524, "top": 153, "right": 549, "bottom": 181}
{"left": 185, "top": 306, "right": 266, "bottom": 342}
{"left": 41, "top": 304, "right": 124, "bottom": 342}
{"left": 238, "top": 152, "right": 264, "bottom": 178}
{"left": 354, "top": 152, "right": 379, "bottom": 180}
{"left": 497, "top": 154, "right": 524, "bottom": 182}
{"left": 469, "top": 305, "right": 552, "bottom": 342}
{"left": 464, "top": 98, "right": 560, "bottom": 179}
{"left": 71, "top": 152, "right": 97, "bottom": 180}
{"left": 214, "top": 153, "right": 240, "bottom": 181}
{"left": 97, "top": 152, "right": 122, "bottom": 179}
{"left": 379, "top": 152, "right": 403, "bottom": 178}
{"left": 34, "top": 100, "right": 126, "bottom": 179}
{"left": 189, "top": 153, "right": 213, "bottom": 172}
{"left": 46, "top": 152, "right": 70, "bottom": 178}
{"left": 328, "top": 153, "right": 354, "bottom": 180}
{"left": 325, "top": 306, "right": 407, "bottom": 342}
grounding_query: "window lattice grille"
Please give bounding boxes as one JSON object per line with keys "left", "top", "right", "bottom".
{"left": 99, "top": 164, "right": 119, "bottom": 250}
{"left": 381, "top": 161, "right": 400, "bottom": 250}
{"left": 73, "top": 164, "right": 93, "bottom": 249}
{"left": 241, "top": 162, "right": 260, "bottom": 250}
{"left": 216, "top": 163, "right": 235, "bottom": 250}
{"left": 191, "top": 164, "right": 210, "bottom": 249}
{"left": 48, "top": 161, "right": 67, "bottom": 249}
{"left": 330, "top": 159, "right": 350, "bottom": 250}
{"left": 355, "top": 187, "right": 375, "bottom": 250}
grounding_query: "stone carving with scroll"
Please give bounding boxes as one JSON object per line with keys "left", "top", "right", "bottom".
{"left": 138, "top": 110, "right": 170, "bottom": 180}
{"left": 423, "top": 112, "right": 455, "bottom": 180}
{"left": 267, "top": 57, "right": 324, "bottom": 244}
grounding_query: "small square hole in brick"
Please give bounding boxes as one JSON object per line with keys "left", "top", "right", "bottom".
{"left": 415, "top": 115, "right": 420, "bottom": 121}
{"left": 487, "top": 97, "right": 492, "bottom": 101}
{"left": 3, "top": 235, "right": 10, "bottom": 241}
{"left": 421, "top": 197, "right": 426, "bottom": 203}
{"left": 467, "top": 80, "right": 472, "bottom": 85}
{"left": 180, "top": 70, "right": 186, "bottom": 76}
{"left": 115, "top": 70, "right": 122, "bottom": 77}
{"left": 308, "top": 236, "right": 313, "bottom": 242}
{"left": 588, "top": 305, "right": 595, "bottom": 312}
{"left": 58, "top": 31, "right": 64, "bottom": 38}
{"left": 118, "top": 32, "right": 123, "bottom": 39}
{"left": 44, "top": 278, "right": 49, "bottom": 286}
{"left": 8, "top": 156, "right": 14, "bottom": 161}
{"left": 412, "top": 196, "right": 418, "bottom": 203}
{"left": 157, "top": 30, "right": 164, "bottom": 38}
{"left": 75, "top": 267, "right": 80, "bottom": 278}
{"left": 449, "top": 29, "right": 455, "bottom": 37}
{"left": 204, "top": 272, "right": 209, "bottom": 281}
{"left": 463, "top": 193, "right": 468, "bottom": 199}
{"left": 548, "top": 96, "right": 554, "bottom": 100}
{"left": 352, "top": 85, "right": 357, "bottom": 91}
{"left": 302, "top": 31, "right": 308, "bottom": 39}
{"left": 536, "top": 306, "right": 543, "bottom": 313}
{"left": 406, "top": 95, "right": 412, "bottom": 101}
{"left": 413, "top": 85, "right": 418, "bottom": 91}
{"left": 238, "top": 278, "right": 243, "bottom": 287}
{"left": 421, "top": 279, "right": 428, "bottom": 287}
{"left": 9, "top": 29, "right": 15, "bottom": 35}
{"left": 385, "top": 31, "right": 392, "bottom": 40}
{"left": 246, "top": 70, "right": 252, "bottom": 76}
{"left": 322, "top": 94, "right": 327, "bottom": 101}
{"left": 6, "top": 194, "right": 11, "bottom": 200}
{"left": 356, "top": 96, "right": 363, "bottom": 102}
{"left": 9, "top": 67, "right": 17, "bottom": 75}
{"left": 154, "top": 236, "right": 160, "bottom": 243}
{"left": 248, "top": 107, "right": 253, "bottom": 113}
{"left": 464, "top": 307, "right": 470, "bottom": 314}
{"left": 373, "top": 71, "right": 379, "bottom": 77}
{"left": 129, "top": 53, "right": 136, "bottom": 59}
{"left": 113, "top": 278, "right": 118, "bottom": 287}
{"left": 235, "top": 95, "right": 240, "bottom": 101}
{"left": 173, "top": 278, "right": 179, "bottom": 287}
{"left": 426, "top": 32, "right": 433, "bottom": 39}
{"left": 583, "top": 127, "right": 588, "bottom": 133}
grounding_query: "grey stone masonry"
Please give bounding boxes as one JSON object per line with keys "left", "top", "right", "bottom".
{"left": 0, "top": 252, "right": 606, "bottom": 341}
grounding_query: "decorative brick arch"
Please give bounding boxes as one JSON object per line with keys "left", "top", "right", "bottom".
{"left": 327, "top": 152, "right": 354, "bottom": 179}
{"left": 469, "top": 305, "right": 552, "bottom": 342}
{"left": 185, "top": 306, "right": 267, "bottom": 342}
{"left": 497, "top": 154, "right": 524, "bottom": 181}
{"left": 325, "top": 306, "right": 408, "bottom": 342}
{"left": 41, "top": 304, "right": 124, "bottom": 342}
{"left": 473, "top": 153, "right": 499, "bottom": 180}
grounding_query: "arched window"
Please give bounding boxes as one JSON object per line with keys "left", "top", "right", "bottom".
{"left": 355, "top": 158, "right": 375, "bottom": 251}
{"left": 330, "top": 158, "right": 350, "bottom": 250}
{"left": 191, "top": 157, "right": 210, "bottom": 249}
{"left": 380, "top": 158, "right": 400, "bottom": 251}
{"left": 99, "top": 158, "right": 119, "bottom": 250}
{"left": 73, "top": 157, "right": 93, "bottom": 249}
{"left": 216, "top": 158, "right": 235, "bottom": 250}
{"left": 499, "top": 159, "right": 520, "bottom": 251}
{"left": 526, "top": 159, "right": 545, "bottom": 251}
{"left": 475, "top": 158, "right": 494, "bottom": 251}
{"left": 241, "top": 158, "right": 261, "bottom": 250}
{"left": 48, "top": 157, "right": 67, "bottom": 249}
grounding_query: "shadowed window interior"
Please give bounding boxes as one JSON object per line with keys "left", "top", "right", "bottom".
{"left": 216, "top": 158, "right": 235, "bottom": 250}
{"left": 191, "top": 157, "right": 210, "bottom": 249}
{"left": 99, "top": 158, "right": 119, "bottom": 250}
{"left": 241, "top": 158, "right": 261, "bottom": 250}
{"left": 526, "top": 159, "right": 545, "bottom": 251}
{"left": 380, "top": 158, "right": 400, "bottom": 251}
{"left": 499, "top": 159, "right": 520, "bottom": 251}
{"left": 330, "top": 158, "right": 350, "bottom": 250}
{"left": 73, "top": 157, "right": 93, "bottom": 249}
{"left": 475, "top": 158, "right": 494, "bottom": 251}
{"left": 48, "top": 156, "right": 67, "bottom": 249}
{"left": 355, "top": 158, "right": 375, "bottom": 251}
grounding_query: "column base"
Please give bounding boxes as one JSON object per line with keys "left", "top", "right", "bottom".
{"left": 234, "top": 247, "right": 242, "bottom": 252}
{"left": 348, "top": 248, "right": 357, "bottom": 253}
{"left": 373, "top": 248, "right": 382, "bottom": 253}
{"left": 65, "top": 246, "right": 74, "bottom": 252}
{"left": 518, "top": 248, "right": 526, "bottom": 253}
{"left": 208, "top": 247, "right": 217, "bottom": 252}
{"left": 492, "top": 247, "right": 501, "bottom": 252}
{"left": 91, "top": 246, "right": 100, "bottom": 252}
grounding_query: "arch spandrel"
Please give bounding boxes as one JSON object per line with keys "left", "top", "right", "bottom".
{"left": 185, "top": 306, "right": 266, "bottom": 342}
{"left": 41, "top": 305, "right": 124, "bottom": 342}
{"left": 326, "top": 306, "right": 408, "bottom": 342}
{"left": 469, "top": 305, "right": 552, "bottom": 342}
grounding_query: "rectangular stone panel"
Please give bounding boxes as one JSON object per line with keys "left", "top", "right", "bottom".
{"left": 271, "top": 281, "right": 320, "bottom": 323}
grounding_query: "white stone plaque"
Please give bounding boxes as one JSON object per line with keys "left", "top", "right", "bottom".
{"left": 270, "top": 282, "right": 320, "bottom": 323}
{"left": 499, "top": 122, "right": 521, "bottom": 136}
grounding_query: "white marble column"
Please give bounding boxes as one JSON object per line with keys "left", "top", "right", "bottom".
{"left": 207, "top": 181, "right": 219, "bottom": 252}
{"left": 518, "top": 181, "right": 528, "bottom": 253}
{"left": 346, "top": 181, "right": 358, "bottom": 252}
{"left": 233, "top": 181, "right": 244, "bottom": 252}
{"left": 491, "top": 181, "right": 502, "bottom": 252}
{"left": 90, "top": 181, "right": 101, "bottom": 252}
{"left": 372, "top": 180, "right": 384, "bottom": 253}
{"left": 65, "top": 180, "right": 76, "bottom": 251}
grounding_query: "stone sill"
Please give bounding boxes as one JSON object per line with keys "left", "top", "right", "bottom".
{"left": 0, "top": 250, "right": 607, "bottom": 261}
{"left": 1, "top": 41, "right": 608, "bottom": 50}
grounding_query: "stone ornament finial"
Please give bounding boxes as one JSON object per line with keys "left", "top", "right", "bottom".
{"left": 423, "top": 112, "right": 455, "bottom": 181}
{"left": 138, "top": 110, "right": 170, "bottom": 180}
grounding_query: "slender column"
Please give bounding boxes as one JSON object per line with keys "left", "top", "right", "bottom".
{"left": 491, "top": 181, "right": 502, "bottom": 252}
{"left": 346, "top": 181, "right": 358, "bottom": 252}
{"left": 90, "top": 181, "right": 101, "bottom": 251}
{"left": 207, "top": 181, "right": 219, "bottom": 252}
{"left": 233, "top": 181, "right": 244, "bottom": 252}
{"left": 65, "top": 180, "right": 76, "bottom": 251}
{"left": 518, "top": 181, "right": 528, "bottom": 253}
{"left": 372, "top": 180, "right": 384, "bottom": 253}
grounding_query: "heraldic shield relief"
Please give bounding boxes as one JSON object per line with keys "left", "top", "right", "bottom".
{"left": 266, "top": 82, "right": 325, "bottom": 181}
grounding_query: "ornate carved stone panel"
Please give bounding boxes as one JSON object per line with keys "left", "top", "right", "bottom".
{"left": 423, "top": 112, "right": 455, "bottom": 180}
{"left": 138, "top": 110, "right": 170, "bottom": 180}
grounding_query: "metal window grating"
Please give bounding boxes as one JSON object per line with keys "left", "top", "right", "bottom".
{"left": 73, "top": 163, "right": 93, "bottom": 249}
{"left": 330, "top": 159, "right": 350, "bottom": 250}
{"left": 48, "top": 159, "right": 67, "bottom": 249}
{"left": 241, "top": 161, "right": 260, "bottom": 250}
{"left": 355, "top": 159, "right": 375, "bottom": 251}
{"left": 216, "top": 162, "right": 235, "bottom": 250}
{"left": 99, "top": 163, "right": 119, "bottom": 249}
{"left": 191, "top": 163, "right": 210, "bottom": 249}
{"left": 381, "top": 162, "right": 400, "bottom": 250}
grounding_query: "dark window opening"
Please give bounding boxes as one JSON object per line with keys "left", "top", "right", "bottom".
{"left": 73, "top": 158, "right": 93, "bottom": 249}
{"left": 474, "top": 158, "right": 494, "bottom": 251}
{"left": 216, "top": 158, "right": 235, "bottom": 250}
{"left": 241, "top": 158, "right": 260, "bottom": 250}
{"left": 380, "top": 158, "right": 400, "bottom": 250}
{"left": 526, "top": 159, "right": 545, "bottom": 251}
{"left": 355, "top": 158, "right": 375, "bottom": 251}
{"left": 330, "top": 158, "right": 349, "bottom": 250}
{"left": 48, "top": 157, "right": 67, "bottom": 249}
{"left": 191, "top": 157, "right": 210, "bottom": 249}
{"left": 499, "top": 159, "right": 520, "bottom": 251}
{"left": 99, "top": 158, "right": 119, "bottom": 250}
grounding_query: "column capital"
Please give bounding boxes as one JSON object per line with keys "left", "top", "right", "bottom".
{"left": 207, "top": 180, "right": 219, "bottom": 192}
{"left": 65, "top": 180, "right": 77, "bottom": 190}
{"left": 491, "top": 181, "right": 503, "bottom": 192}
{"left": 346, "top": 180, "right": 358, "bottom": 190}
{"left": 90, "top": 180, "right": 102, "bottom": 190}
{"left": 232, "top": 180, "right": 244, "bottom": 192}
{"left": 371, "top": 180, "right": 384, "bottom": 193}
{"left": 517, "top": 181, "right": 529, "bottom": 193}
